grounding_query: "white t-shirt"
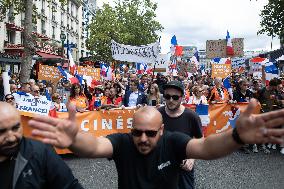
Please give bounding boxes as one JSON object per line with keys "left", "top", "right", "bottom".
{"left": 128, "top": 91, "right": 139, "bottom": 107}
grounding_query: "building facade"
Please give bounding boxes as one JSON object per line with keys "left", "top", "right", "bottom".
{"left": 0, "top": 0, "right": 96, "bottom": 73}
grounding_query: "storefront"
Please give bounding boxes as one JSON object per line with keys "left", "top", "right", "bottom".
{"left": 0, "top": 52, "right": 21, "bottom": 74}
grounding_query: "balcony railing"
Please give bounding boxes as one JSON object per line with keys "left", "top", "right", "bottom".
{"left": 4, "top": 42, "right": 24, "bottom": 49}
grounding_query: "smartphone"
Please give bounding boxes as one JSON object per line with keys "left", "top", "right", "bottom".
{"left": 152, "top": 100, "right": 157, "bottom": 106}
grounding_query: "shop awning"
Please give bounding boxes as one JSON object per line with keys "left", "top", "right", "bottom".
{"left": 36, "top": 52, "right": 62, "bottom": 59}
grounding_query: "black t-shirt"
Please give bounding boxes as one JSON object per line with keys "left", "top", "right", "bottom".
{"left": 106, "top": 131, "right": 191, "bottom": 189}
{"left": 158, "top": 106, "right": 203, "bottom": 138}
{"left": 233, "top": 89, "right": 253, "bottom": 102}
{"left": 0, "top": 157, "right": 16, "bottom": 189}
{"left": 158, "top": 106, "right": 202, "bottom": 189}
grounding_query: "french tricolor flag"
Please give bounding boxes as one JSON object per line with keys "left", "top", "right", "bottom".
{"left": 170, "top": 35, "right": 178, "bottom": 55}
{"left": 195, "top": 104, "right": 210, "bottom": 135}
{"left": 212, "top": 57, "right": 231, "bottom": 64}
{"left": 57, "top": 66, "right": 78, "bottom": 84}
{"left": 68, "top": 47, "right": 76, "bottom": 75}
{"left": 265, "top": 60, "right": 279, "bottom": 82}
{"left": 136, "top": 63, "right": 147, "bottom": 74}
{"left": 100, "top": 64, "right": 109, "bottom": 77}
{"left": 226, "top": 30, "right": 234, "bottom": 56}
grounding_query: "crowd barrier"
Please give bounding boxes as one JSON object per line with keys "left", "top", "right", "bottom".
{"left": 21, "top": 103, "right": 260, "bottom": 154}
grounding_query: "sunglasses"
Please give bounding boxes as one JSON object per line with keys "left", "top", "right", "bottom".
{"left": 5, "top": 97, "right": 14, "bottom": 101}
{"left": 164, "top": 94, "right": 181, "bottom": 101}
{"left": 131, "top": 128, "right": 160, "bottom": 138}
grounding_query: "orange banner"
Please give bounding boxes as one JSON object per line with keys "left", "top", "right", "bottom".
{"left": 21, "top": 103, "right": 260, "bottom": 154}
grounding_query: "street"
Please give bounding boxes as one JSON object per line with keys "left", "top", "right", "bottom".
{"left": 64, "top": 150, "right": 284, "bottom": 189}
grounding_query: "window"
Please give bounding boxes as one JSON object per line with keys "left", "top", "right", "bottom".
{"left": 42, "top": 0, "right": 45, "bottom": 11}
{"left": 61, "top": 13, "right": 64, "bottom": 25}
{"left": 52, "top": 26, "right": 55, "bottom": 38}
{"left": 21, "top": 33, "right": 24, "bottom": 45}
{"left": 7, "top": 30, "right": 16, "bottom": 44}
{"left": 52, "top": 6, "right": 56, "bottom": 20}
{"left": 41, "top": 20, "right": 46, "bottom": 34}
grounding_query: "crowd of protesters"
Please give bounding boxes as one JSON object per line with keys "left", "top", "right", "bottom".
{"left": 0, "top": 69, "right": 284, "bottom": 155}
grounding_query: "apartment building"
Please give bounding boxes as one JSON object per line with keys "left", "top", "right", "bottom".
{"left": 0, "top": 0, "right": 96, "bottom": 73}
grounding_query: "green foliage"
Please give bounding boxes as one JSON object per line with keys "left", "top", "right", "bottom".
{"left": 86, "top": 0, "right": 163, "bottom": 62}
{"left": 258, "top": 0, "right": 284, "bottom": 38}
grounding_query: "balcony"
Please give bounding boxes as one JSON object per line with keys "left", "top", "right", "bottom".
{"left": 4, "top": 42, "right": 24, "bottom": 50}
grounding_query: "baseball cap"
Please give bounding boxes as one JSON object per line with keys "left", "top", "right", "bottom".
{"left": 163, "top": 80, "right": 184, "bottom": 95}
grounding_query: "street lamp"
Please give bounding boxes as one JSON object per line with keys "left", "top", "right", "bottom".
{"left": 60, "top": 31, "right": 66, "bottom": 58}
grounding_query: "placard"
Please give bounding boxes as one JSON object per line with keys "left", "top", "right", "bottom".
{"left": 206, "top": 38, "right": 244, "bottom": 58}
{"left": 211, "top": 64, "right": 232, "bottom": 78}
{"left": 38, "top": 65, "right": 62, "bottom": 82}
{"left": 77, "top": 66, "right": 100, "bottom": 80}
{"left": 14, "top": 94, "right": 52, "bottom": 116}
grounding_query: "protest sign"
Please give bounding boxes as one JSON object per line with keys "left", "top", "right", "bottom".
{"left": 211, "top": 64, "right": 232, "bottom": 78}
{"left": 38, "top": 65, "right": 62, "bottom": 82}
{"left": 153, "top": 54, "right": 168, "bottom": 73}
{"left": 206, "top": 38, "right": 244, "bottom": 59}
{"left": 232, "top": 57, "right": 246, "bottom": 73}
{"left": 15, "top": 94, "right": 52, "bottom": 116}
{"left": 77, "top": 66, "right": 100, "bottom": 80}
{"left": 111, "top": 40, "right": 160, "bottom": 63}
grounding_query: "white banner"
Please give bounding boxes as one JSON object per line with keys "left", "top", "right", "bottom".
{"left": 111, "top": 40, "right": 159, "bottom": 63}
{"left": 14, "top": 94, "right": 52, "bottom": 116}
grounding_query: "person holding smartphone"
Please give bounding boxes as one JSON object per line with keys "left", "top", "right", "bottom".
{"left": 147, "top": 83, "right": 163, "bottom": 106}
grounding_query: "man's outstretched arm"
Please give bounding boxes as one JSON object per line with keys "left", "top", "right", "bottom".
{"left": 29, "top": 104, "right": 113, "bottom": 158}
{"left": 186, "top": 99, "right": 284, "bottom": 160}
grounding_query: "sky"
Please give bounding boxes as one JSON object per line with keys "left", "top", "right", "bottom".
{"left": 97, "top": 0, "right": 280, "bottom": 54}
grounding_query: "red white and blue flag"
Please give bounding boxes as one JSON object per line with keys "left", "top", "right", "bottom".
{"left": 212, "top": 57, "right": 231, "bottom": 64}
{"left": 136, "top": 63, "right": 148, "bottom": 74}
{"left": 226, "top": 30, "right": 234, "bottom": 56}
{"left": 68, "top": 47, "right": 76, "bottom": 75}
{"left": 57, "top": 66, "right": 78, "bottom": 84}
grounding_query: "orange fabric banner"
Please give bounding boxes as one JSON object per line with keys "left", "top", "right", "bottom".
{"left": 21, "top": 103, "right": 260, "bottom": 154}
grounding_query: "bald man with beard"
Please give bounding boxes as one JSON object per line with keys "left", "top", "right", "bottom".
{"left": 30, "top": 101, "right": 284, "bottom": 189}
{"left": 0, "top": 102, "right": 83, "bottom": 189}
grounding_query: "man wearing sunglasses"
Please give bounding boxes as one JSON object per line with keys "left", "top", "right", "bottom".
{"left": 158, "top": 80, "right": 203, "bottom": 189}
{"left": 0, "top": 102, "right": 83, "bottom": 189}
{"left": 29, "top": 99, "right": 284, "bottom": 189}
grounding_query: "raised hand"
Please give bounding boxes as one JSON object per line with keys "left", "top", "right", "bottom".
{"left": 29, "top": 103, "right": 79, "bottom": 148}
{"left": 236, "top": 99, "right": 284, "bottom": 145}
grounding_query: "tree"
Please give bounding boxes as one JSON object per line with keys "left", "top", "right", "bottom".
{"left": 86, "top": 0, "right": 163, "bottom": 62}
{"left": 1, "top": 0, "right": 66, "bottom": 83}
{"left": 257, "top": 0, "right": 284, "bottom": 48}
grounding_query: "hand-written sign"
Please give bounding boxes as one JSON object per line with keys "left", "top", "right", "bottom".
{"left": 77, "top": 66, "right": 100, "bottom": 80}
{"left": 14, "top": 94, "right": 52, "bottom": 116}
{"left": 38, "top": 65, "right": 62, "bottom": 82}
{"left": 206, "top": 38, "right": 244, "bottom": 59}
{"left": 211, "top": 64, "right": 232, "bottom": 78}
{"left": 232, "top": 57, "right": 246, "bottom": 73}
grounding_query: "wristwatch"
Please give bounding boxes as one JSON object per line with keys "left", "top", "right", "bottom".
{"left": 232, "top": 127, "right": 245, "bottom": 145}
